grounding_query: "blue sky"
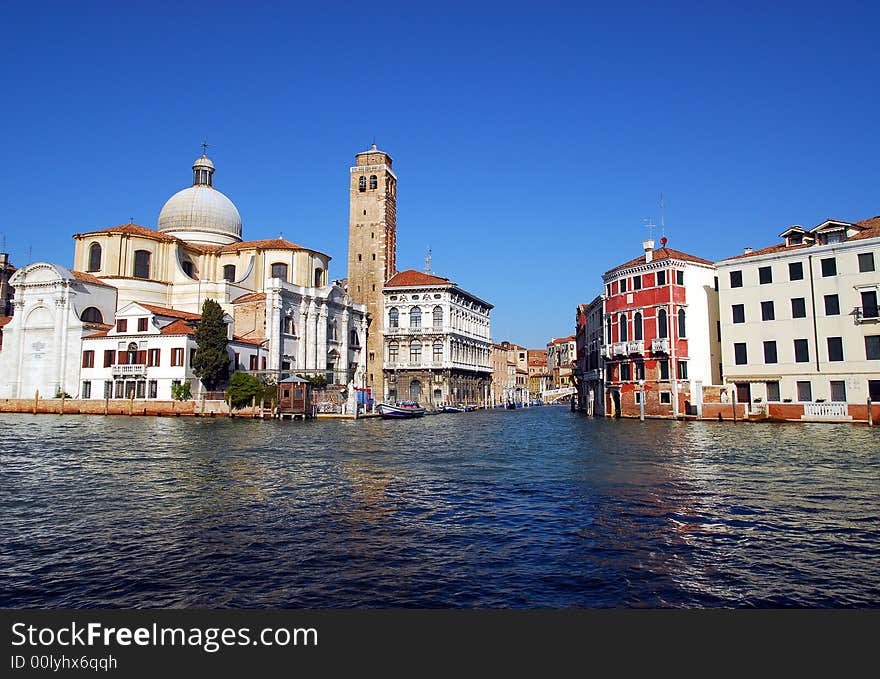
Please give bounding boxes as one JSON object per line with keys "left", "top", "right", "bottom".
{"left": 1, "top": 2, "right": 877, "bottom": 346}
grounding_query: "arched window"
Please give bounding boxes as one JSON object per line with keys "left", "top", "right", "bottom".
{"left": 350, "top": 329, "right": 359, "bottom": 346}
{"left": 88, "top": 243, "right": 102, "bottom": 272}
{"left": 283, "top": 315, "right": 295, "bottom": 335}
{"left": 658, "top": 308, "right": 668, "bottom": 339}
{"left": 389, "top": 307, "right": 399, "bottom": 328}
{"left": 678, "top": 308, "right": 686, "bottom": 337}
{"left": 618, "top": 313, "right": 628, "bottom": 342}
{"left": 328, "top": 319, "right": 337, "bottom": 340}
{"left": 410, "top": 307, "right": 422, "bottom": 328}
{"left": 81, "top": 307, "right": 104, "bottom": 324}
{"left": 606, "top": 317, "right": 612, "bottom": 344}
{"left": 358, "top": 176, "right": 366, "bottom": 192}
{"left": 133, "top": 250, "right": 151, "bottom": 279}
{"left": 410, "top": 339, "right": 421, "bottom": 362}
{"left": 388, "top": 342, "right": 399, "bottom": 362}
{"left": 314, "top": 268, "right": 323, "bottom": 287}
{"left": 634, "top": 312, "right": 643, "bottom": 341}
{"left": 181, "top": 260, "right": 194, "bottom": 278}
{"left": 433, "top": 305, "right": 443, "bottom": 328}
{"left": 409, "top": 380, "right": 422, "bottom": 402}
{"left": 223, "top": 264, "right": 236, "bottom": 282}
{"left": 433, "top": 342, "right": 443, "bottom": 361}
{"left": 271, "top": 263, "right": 288, "bottom": 281}
{"left": 369, "top": 175, "right": 377, "bottom": 190}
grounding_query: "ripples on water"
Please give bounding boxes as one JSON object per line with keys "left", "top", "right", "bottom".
{"left": 1, "top": 409, "right": 878, "bottom": 608}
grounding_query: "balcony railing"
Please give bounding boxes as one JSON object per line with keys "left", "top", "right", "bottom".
{"left": 602, "top": 345, "right": 614, "bottom": 360}
{"left": 612, "top": 342, "right": 628, "bottom": 356}
{"left": 651, "top": 338, "right": 670, "bottom": 354}
{"left": 112, "top": 364, "right": 147, "bottom": 376}
{"left": 852, "top": 306, "right": 880, "bottom": 324}
{"left": 627, "top": 340, "right": 644, "bottom": 355}
{"left": 385, "top": 326, "right": 446, "bottom": 336}
{"left": 803, "top": 402, "right": 849, "bottom": 418}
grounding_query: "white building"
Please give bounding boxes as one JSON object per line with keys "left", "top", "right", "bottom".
{"left": 0, "top": 150, "right": 369, "bottom": 400}
{"left": 0, "top": 264, "right": 116, "bottom": 399}
{"left": 716, "top": 216, "right": 880, "bottom": 412}
{"left": 79, "top": 302, "right": 262, "bottom": 401}
{"left": 382, "top": 269, "right": 492, "bottom": 406}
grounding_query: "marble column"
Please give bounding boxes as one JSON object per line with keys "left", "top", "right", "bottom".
{"left": 306, "top": 299, "right": 318, "bottom": 370}
{"left": 339, "top": 309, "right": 350, "bottom": 382}
{"left": 296, "top": 300, "right": 308, "bottom": 371}
{"left": 316, "top": 303, "right": 328, "bottom": 378}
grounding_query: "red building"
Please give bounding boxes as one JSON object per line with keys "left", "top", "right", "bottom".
{"left": 602, "top": 238, "right": 721, "bottom": 418}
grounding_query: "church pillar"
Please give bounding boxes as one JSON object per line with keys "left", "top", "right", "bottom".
{"left": 339, "top": 309, "right": 350, "bottom": 382}
{"left": 306, "top": 299, "right": 318, "bottom": 370}
{"left": 296, "top": 300, "right": 308, "bottom": 371}
{"left": 316, "top": 302, "right": 328, "bottom": 378}
{"left": 267, "top": 286, "right": 282, "bottom": 370}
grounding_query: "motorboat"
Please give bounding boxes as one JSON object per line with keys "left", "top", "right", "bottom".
{"left": 378, "top": 402, "right": 426, "bottom": 419}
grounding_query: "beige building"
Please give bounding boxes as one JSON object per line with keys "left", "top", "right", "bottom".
{"left": 490, "top": 341, "right": 529, "bottom": 405}
{"left": 716, "top": 216, "right": 880, "bottom": 414}
{"left": 347, "top": 144, "right": 398, "bottom": 392}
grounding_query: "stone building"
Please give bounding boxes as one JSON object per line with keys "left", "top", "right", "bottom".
{"left": 574, "top": 296, "right": 605, "bottom": 416}
{"left": 0, "top": 252, "right": 15, "bottom": 317}
{"left": 382, "top": 270, "right": 492, "bottom": 406}
{"left": 546, "top": 335, "right": 576, "bottom": 389}
{"left": 489, "top": 341, "right": 528, "bottom": 406}
{"left": 347, "top": 144, "right": 397, "bottom": 391}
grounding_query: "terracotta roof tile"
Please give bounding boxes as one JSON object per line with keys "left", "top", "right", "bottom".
{"left": 850, "top": 216, "right": 880, "bottom": 241}
{"left": 138, "top": 303, "right": 202, "bottom": 320}
{"left": 75, "top": 222, "right": 179, "bottom": 242}
{"left": 722, "top": 242, "right": 810, "bottom": 261}
{"left": 232, "top": 292, "right": 266, "bottom": 304}
{"left": 159, "top": 319, "right": 197, "bottom": 336}
{"left": 232, "top": 335, "right": 262, "bottom": 346}
{"left": 607, "top": 247, "right": 714, "bottom": 274}
{"left": 385, "top": 270, "right": 452, "bottom": 288}
{"left": 219, "top": 238, "right": 306, "bottom": 253}
{"left": 70, "top": 270, "right": 116, "bottom": 287}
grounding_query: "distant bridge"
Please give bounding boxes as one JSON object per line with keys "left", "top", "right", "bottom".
{"left": 542, "top": 387, "right": 576, "bottom": 404}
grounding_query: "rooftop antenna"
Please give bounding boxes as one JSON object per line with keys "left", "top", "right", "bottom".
{"left": 643, "top": 217, "right": 655, "bottom": 241}
{"left": 659, "top": 193, "right": 666, "bottom": 238}
{"left": 425, "top": 246, "right": 432, "bottom": 274}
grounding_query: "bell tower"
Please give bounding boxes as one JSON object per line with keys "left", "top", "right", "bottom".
{"left": 347, "top": 144, "right": 397, "bottom": 390}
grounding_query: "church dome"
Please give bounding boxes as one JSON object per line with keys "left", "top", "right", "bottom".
{"left": 157, "top": 153, "right": 242, "bottom": 246}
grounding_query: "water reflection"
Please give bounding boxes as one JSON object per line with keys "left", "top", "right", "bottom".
{"left": 0, "top": 410, "right": 878, "bottom": 608}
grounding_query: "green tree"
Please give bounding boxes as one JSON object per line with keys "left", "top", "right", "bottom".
{"left": 192, "top": 298, "right": 229, "bottom": 390}
{"left": 171, "top": 381, "right": 192, "bottom": 401}
{"left": 226, "top": 371, "right": 263, "bottom": 408}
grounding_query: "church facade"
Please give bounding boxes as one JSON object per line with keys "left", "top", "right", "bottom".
{"left": 0, "top": 151, "right": 368, "bottom": 400}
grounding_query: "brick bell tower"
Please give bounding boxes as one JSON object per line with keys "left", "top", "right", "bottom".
{"left": 347, "top": 144, "right": 397, "bottom": 391}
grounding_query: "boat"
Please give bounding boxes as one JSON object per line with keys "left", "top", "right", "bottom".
{"left": 463, "top": 404, "right": 478, "bottom": 412}
{"left": 378, "top": 402, "right": 426, "bottom": 419}
{"left": 443, "top": 405, "right": 465, "bottom": 413}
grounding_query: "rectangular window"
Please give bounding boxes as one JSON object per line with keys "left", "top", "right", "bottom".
{"left": 620, "top": 363, "right": 631, "bottom": 381}
{"left": 605, "top": 284, "right": 611, "bottom": 297}
{"left": 632, "top": 275, "right": 642, "bottom": 290}
{"left": 677, "top": 360, "right": 687, "bottom": 379}
{"left": 732, "top": 304, "right": 745, "bottom": 323}
{"left": 116, "top": 319, "right": 127, "bottom": 333}
{"left": 714, "top": 276, "right": 719, "bottom": 291}
{"left": 758, "top": 266, "right": 772, "bottom": 284}
{"left": 147, "top": 348, "right": 160, "bottom": 367}
{"left": 763, "top": 341, "right": 777, "bottom": 364}
{"left": 249, "top": 355, "right": 258, "bottom": 370}
{"left": 729, "top": 270, "right": 743, "bottom": 288}
{"left": 81, "top": 381, "right": 91, "bottom": 398}
{"left": 103, "top": 381, "right": 112, "bottom": 399}
{"left": 858, "top": 252, "right": 875, "bottom": 273}
{"left": 261, "top": 357, "right": 267, "bottom": 370}
{"left": 734, "top": 343, "right": 747, "bottom": 365}
{"left": 635, "top": 362, "right": 645, "bottom": 380}
{"left": 788, "top": 261, "right": 804, "bottom": 281}
{"left": 660, "top": 392, "right": 671, "bottom": 404}
{"left": 766, "top": 381, "right": 780, "bottom": 402}
{"left": 190, "top": 349, "right": 196, "bottom": 365}
{"left": 830, "top": 380, "right": 846, "bottom": 402}
{"left": 620, "top": 278, "right": 627, "bottom": 293}
{"left": 135, "top": 381, "right": 146, "bottom": 399}
{"left": 869, "top": 380, "right": 880, "bottom": 401}
{"left": 675, "top": 270, "right": 684, "bottom": 285}
{"left": 866, "top": 335, "right": 880, "bottom": 360}
{"left": 791, "top": 298, "right": 807, "bottom": 318}
{"left": 114, "top": 381, "right": 124, "bottom": 399}
{"left": 103, "top": 350, "right": 114, "bottom": 368}
{"left": 148, "top": 380, "right": 158, "bottom": 399}
{"left": 761, "top": 301, "right": 775, "bottom": 321}
{"left": 862, "top": 291, "right": 879, "bottom": 319}
{"left": 820, "top": 257, "right": 836, "bottom": 277}
{"left": 171, "top": 348, "right": 184, "bottom": 367}
{"left": 794, "top": 339, "right": 810, "bottom": 363}
{"left": 656, "top": 270, "right": 666, "bottom": 286}
{"left": 659, "top": 359, "right": 669, "bottom": 380}
{"left": 137, "top": 318, "right": 149, "bottom": 332}
{"left": 634, "top": 391, "right": 642, "bottom": 404}
{"left": 827, "top": 337, "right": 844, "bottom": 362}
{"left": 716, "top": 320, "right": 722, "bottom": 341}
{"left": 797, "top": 381, "right": 812, "bottom": 402}
{"left": 824, "top": 294, "right": 840, "bottom": 316}
{"left": 82, "top": 350, "right": 94, "bottom": 368}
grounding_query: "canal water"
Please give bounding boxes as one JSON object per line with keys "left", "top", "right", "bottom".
{"left": 1, "top": 408, "right": 878, "bottom": 608}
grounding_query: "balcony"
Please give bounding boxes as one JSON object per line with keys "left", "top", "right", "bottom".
{"left": 802, "top": 402, "right": 851, "bottom": 420}
{"left": 852, "top": 306, "right": 879, "bottom": 325}
{"left": 612, "top": 342, "right": 628, "bottom": 356}
{"left": 385, "top": 326, "right": 446, "bottom": 336}
{"left": 627, "top": 340, "right": 644, "bottom": 355}
{"left": 651, "top": 338, "right": 670, "bottom": 354}
{"left": 112, "top": 364, "right": 147, "bottom": 376}
{"left": 602, "top": 345, "right": 614, "bottom": 360}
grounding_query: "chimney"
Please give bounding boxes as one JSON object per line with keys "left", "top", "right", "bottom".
{"left": 743, "top": 247, "right": 753, "bottom": 255}
{"left": 643, "top": 239, "right": 655, "bottom": 263}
